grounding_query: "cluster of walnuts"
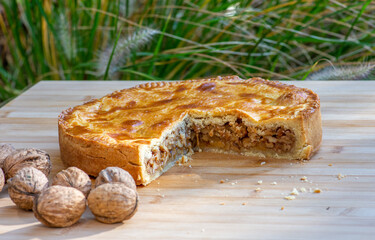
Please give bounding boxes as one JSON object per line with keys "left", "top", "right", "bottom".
{"left": 0, "top": 144, "right": 139, "bottom": 228}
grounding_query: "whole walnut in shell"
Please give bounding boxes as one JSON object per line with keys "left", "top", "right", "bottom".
{"left": 88, "top": 183, "right": 138, "bottom": 224}
{"left": 0, "top": 144, "right": 15, "bottom": 169}
{"left": 33, "top": 185, "right": 86, "bottom": 228}
{"left": 8, "top": 167, "right": 49, "bottom": 210}
{"left": 95, "top": 167, "right": 136, "bottom": 191}
{"left": 3, "top": 148, "right": 51, "bottom": 180}
{"left": 52, "top": 167, "right": 92, "bottom": 197}
{"left": 0, "top": 168, "right": 4, "bottom": 192}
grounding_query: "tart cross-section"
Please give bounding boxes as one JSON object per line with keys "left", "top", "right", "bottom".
{"left": 58, "top": 76, "right": 322, "bottom": 185}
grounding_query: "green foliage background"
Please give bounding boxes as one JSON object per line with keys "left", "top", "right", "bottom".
{"left": 0, "top": 0, "right": 374, "bottom": 102}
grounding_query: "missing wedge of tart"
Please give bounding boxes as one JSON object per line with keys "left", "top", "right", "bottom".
{"left": 58, "top": 76, "right": 322, "bottom": 185}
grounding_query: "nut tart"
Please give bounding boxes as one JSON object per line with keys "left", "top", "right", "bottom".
{"left": 58, "top": 76, "right": 322, "bottom": 185}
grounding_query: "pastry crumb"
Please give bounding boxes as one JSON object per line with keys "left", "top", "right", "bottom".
{"left": 260, "top": 161, "right": 266, "bottom": 165}
{"left": 290, "top": 188, "right": 299, "bottom": 195}
{"left": 281, "top": 206, "right": 285, "bottom": 210}
{"left": 219, "top": 179, "right": 225, "bottom": 184}
{"left": 219, "top": 202, "right": 225, "bottom": 205}
{"left": 242, "top": 202, "right": 247, "bottom": 206}
{"left": 313, "top": 188, "right": 322, "bottom": 193}
{"left": 299, "top": 187, "right": 307, "bottom": 193}
{"left": 255, "top": 187, "right": 262, "bottom": 192}
{"left": 161, "top": 194, "right": 165, "bottom": 198}
{"left": 271, "top": 181, "right": 277, "bottom": 185}
{"left": 328, "top": 164, "right": 333, "bottom": 167}
{"left": 257, "top": 180, "right": 263, "bottom": 185}
{"left": 284, "top": 196, "right": 296, "bottom": 200}
{"left": 337, "top": 173, "right": 345, "bottom": 180}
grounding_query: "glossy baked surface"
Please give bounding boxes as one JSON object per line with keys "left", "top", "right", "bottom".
{"left": 59, "top": 76, "right": 320, "bottom": 143}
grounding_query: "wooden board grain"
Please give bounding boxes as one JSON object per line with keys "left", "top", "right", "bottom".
{"left": 0, "top": 80, "right": 375, "bottom": 240}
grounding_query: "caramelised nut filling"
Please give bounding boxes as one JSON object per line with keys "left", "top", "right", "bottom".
{"left": 146, "top": 121, "right": 195, "bottom": 174}
{"left": 195, "top": 118, "right": 296, "bottom": 153}
{"left": 145, "top": 117, "right": 296, "bottom": 174}
{"left": 196, "top": 119, "right": 296, "bottom": 154}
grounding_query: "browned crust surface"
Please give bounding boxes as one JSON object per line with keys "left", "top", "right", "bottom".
{"left": 58, "top": 76, "right": 322, "bottom": 185}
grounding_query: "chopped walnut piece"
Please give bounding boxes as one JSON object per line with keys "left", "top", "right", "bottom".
{"left": 300, "top": 176, "right": 308, "bottom": 182}
{"left": 284, "top": 196, "right": 296, "bottom": 200}
{"left": 337, "top": 173, "right": 345, "bottom": 180}
{"left": 290, "top": 188, "right": 299, "bottom": 195}
{"left": 314, "top": 188, "right": 322, "bottom": 193}
{"left": 180, "top": 155, "right": 189, "bottom": 164}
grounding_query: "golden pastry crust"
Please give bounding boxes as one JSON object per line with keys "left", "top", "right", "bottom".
{"left": 58, "top": 76, "right": 322, "bottom": 185}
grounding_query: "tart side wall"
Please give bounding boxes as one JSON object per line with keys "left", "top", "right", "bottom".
{"left": 58, "top": 123, "right": 146, "bottom": 185}
{"left": 300, "top": 106, "right": 322, "bottom": 159}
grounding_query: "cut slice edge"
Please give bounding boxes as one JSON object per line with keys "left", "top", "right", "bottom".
{"left": 137, "top": 109, "right": 322, "bottom": 185}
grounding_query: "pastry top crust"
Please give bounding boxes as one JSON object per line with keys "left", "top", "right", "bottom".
{"left": 59, "top": 76, "right": 320, "bottom": 145}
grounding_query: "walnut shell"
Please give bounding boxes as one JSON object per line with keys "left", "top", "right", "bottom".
{"left": 33, "top": 185, "right": 86, "bottom": 228}
{"left": 0, "top": 144, "right": 15, "bottom": 169}
{"left": 88, "top": 183, "right": 138, "bottom": 224}
{"left": 3, "top": 148, "right": 51, "bottom": 180}
{"left": 52, "top": 167, "right": 92, "bottom": 197}
{"left": 0, "top": 168, "right": 4, "bottom": 192}
{"left": 95, "top": 167, "right": 136, "bottom": 191}
{"left": 8, "top": 167, "right": 49, "bottom": 210}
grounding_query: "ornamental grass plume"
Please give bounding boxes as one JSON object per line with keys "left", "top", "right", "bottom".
{"left": 97, "top": 29, "right": 157, "bottom": 79}
{"left": 306, "top": 63, "right": 375, "bottom": 80}
{"left": 56, "top": 13, "right": 74, "bottom": 61}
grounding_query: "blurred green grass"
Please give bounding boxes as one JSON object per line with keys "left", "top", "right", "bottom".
{"left": 0, "top": 0, "right": 374, "bottom": 102}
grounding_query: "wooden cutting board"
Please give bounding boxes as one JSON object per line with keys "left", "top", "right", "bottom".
{"left": 0, "top": 81, "right": 374, "bottom": 240}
